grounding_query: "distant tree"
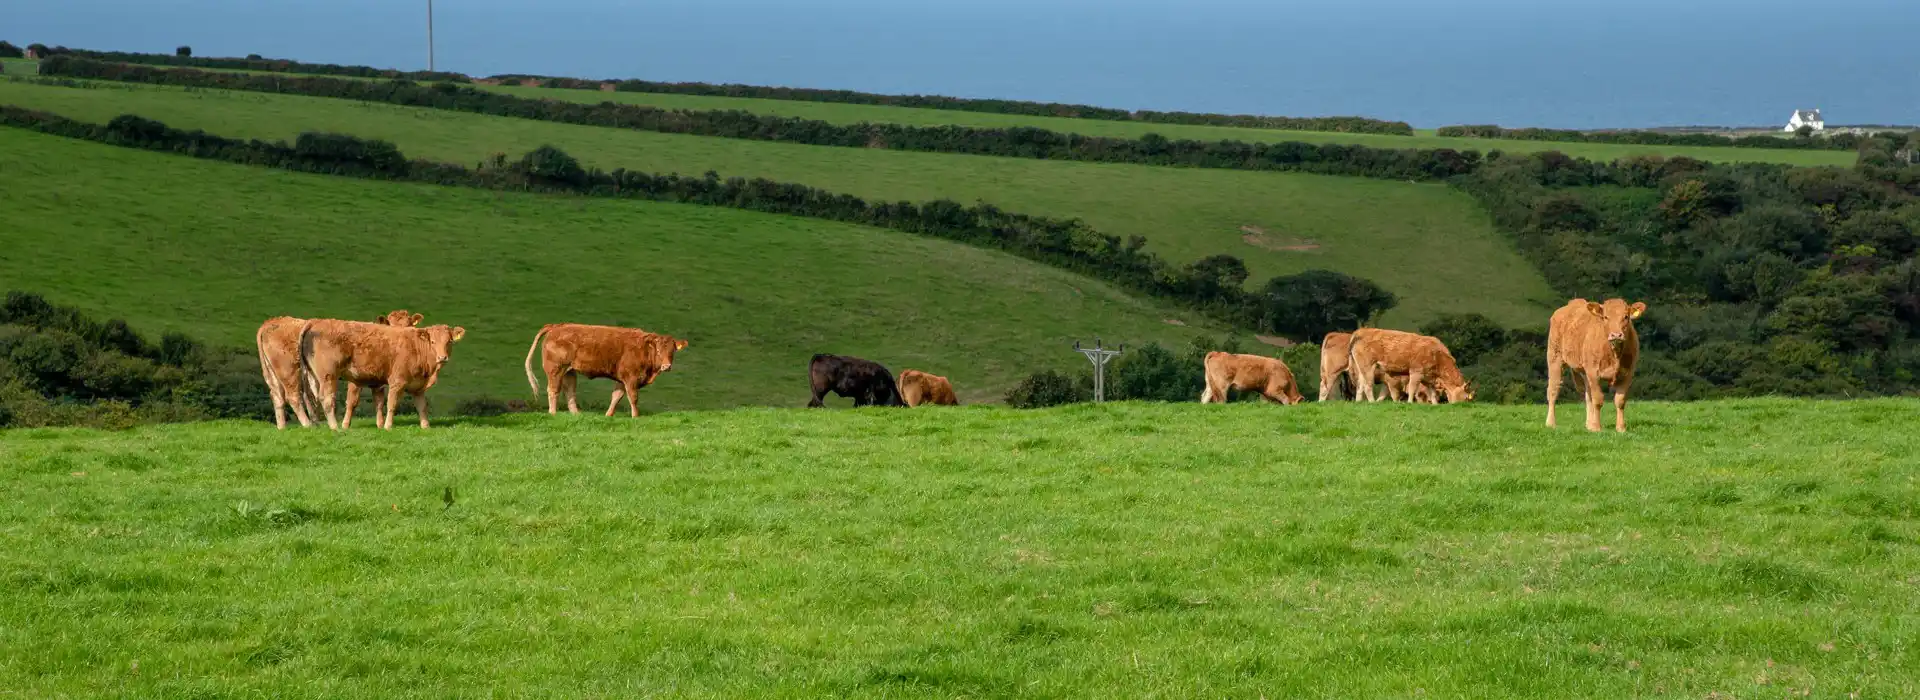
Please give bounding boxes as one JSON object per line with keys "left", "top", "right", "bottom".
{"left": 1256, "top": 270, "right": 1397, "bottom": 340}
{"left": 0, "top": 41, "right": 23, "bottom": 59}
{"left": 245, "top": 53, "right": 262, "bottom": 60}
{"left": 26, "top": 43, "right": 49, "bottom": 57}
{"left": 175, "top": 45, "right": 192, "bottom": 57}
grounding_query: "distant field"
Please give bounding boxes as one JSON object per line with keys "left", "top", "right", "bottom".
{"left": 0, "top": 129, "right": 1213, "bottom": 408}
{"left": 473, "top": 84, "right": 1856, "bottom": 167}
{"left": 0, "top": 58, "right": 39, "bottom": 76}
{"left": 0, "top": 79, "right": 1562, "bottom": 327}
{"left": 4, "top": 399, "right": 1916, "bottom": 697}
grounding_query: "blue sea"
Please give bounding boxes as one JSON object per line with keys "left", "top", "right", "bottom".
{"left": 13, "top": 0, "right": 1917, "bottom": 129}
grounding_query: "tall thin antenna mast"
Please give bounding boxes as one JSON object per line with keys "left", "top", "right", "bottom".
{"left": 427, "top": 0, "right": 436, "bottom": 72}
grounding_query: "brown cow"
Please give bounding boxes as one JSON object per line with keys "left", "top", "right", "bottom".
{"left": 1348, "top": 328, "right": 1472, "bottom": 404}
{"left": 1546, "top": 298, "right": 1645, "bottom": 432}
{"left": 524, "top": 323, "right": 688, "bottom": 417}
{"left": 898, "top": 369, "right": 959, "bottom": 407}
{"left": 1201, "top": 351, "right": 1305, "bottom": 404}
{"left": 256, "top": 310, "right": 420, "bottom": 429}
{"left": 298, "top": 320, "right": 465, "bottom": 430}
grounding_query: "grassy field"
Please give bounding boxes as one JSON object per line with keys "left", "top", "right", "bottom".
{"left": 3, "top": 399, "right": 1916, "bottom": 697}
{"left": 471, "top": 84, "right": 1858, "bottom": 167}
{"left": 0, "top": 129, "right": 1218, "bottom": 408}
{"left": 0, "top": 79, "right": 1562, "bottom": 327}
{"left": 0, "top": 58, "right": 38, "bottom": 76}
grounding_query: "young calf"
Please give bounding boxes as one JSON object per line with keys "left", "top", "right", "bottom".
{"left": 524, "top": 323, "right": 688, "bottom": 417}
{"left": 298, "top": 320, "right": 465, "bottom": 430}
{"left": 1546, "top": 298, "right": 1645, "bottom": 432}
{"left": 1200, "top": 351, "right": 1305, "bottom": 404}
{"left": 808, "top": 354, "right": 906, "bottom": 407}
{"left": 898, "top": 369, "right": 959, "bottom": 407}
{"left": 1348, "top": 328, "right": 1472, "bottom": 404}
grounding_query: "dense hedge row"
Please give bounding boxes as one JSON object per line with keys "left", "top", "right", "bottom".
{"left": 495, "top": 73, "right": 1414, "bottom": 135}
{"left": 0, "top": 291, "right": 268, "bottom": 428}
{"left": 61, "top": 48, "right": 471, "bottom": 82}
{"left": 0, "top": 106, "right": 1398, "bottom": 334}
{"left": 1436, "top": 124, "right": 1912, "bottom": 153}
{"left": 38, "top": 57, "right": 1481, "bottom": 182}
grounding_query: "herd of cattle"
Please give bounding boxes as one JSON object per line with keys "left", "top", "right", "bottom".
{"left": 252, "top": 297, "right": 1645, "bottom": 433}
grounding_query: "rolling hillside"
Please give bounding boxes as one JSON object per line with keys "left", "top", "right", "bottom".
{"left": 474, "top": 84, "right": 1857, "bottom": 167}
{"left": 0, "top": 128, "right": 1216, "bottom": 408}
{"left": 0, "top": 78, "right": 1561, "bottom": 327}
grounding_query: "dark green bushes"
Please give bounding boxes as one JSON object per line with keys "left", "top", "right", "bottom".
{"left": 0, "top": 292, "right": 268, "bottom": 428}
{"left": 1436, "top": 124, "right": 1911, "bottom": 153}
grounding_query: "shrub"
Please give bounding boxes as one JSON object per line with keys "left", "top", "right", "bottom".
{"left": 1418, "top": 313, "right": 1507, "bottom": 367}
{"left": 1004, "top": 370, "right": 1090, "bottom": 408}
{"left": 175, "top": 46, "right": 191, "bottom": 57}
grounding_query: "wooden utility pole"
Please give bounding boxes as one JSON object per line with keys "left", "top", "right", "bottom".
{"left": 427, "top": 0, "right": 436, "bottom": 72}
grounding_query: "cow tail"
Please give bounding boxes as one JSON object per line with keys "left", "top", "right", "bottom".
{"left": 296, "top": 320, "right": 322, "bottom": 403}
{"left": 525, "top": 325, "right": 552, "bottom": 397}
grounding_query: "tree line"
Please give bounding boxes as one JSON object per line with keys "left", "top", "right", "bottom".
{"left": 1436, "top": 124, "right": 1914, "bottom": 153}
{"left": 497, "top": 74, "right": 1414, "bottom": 135}
{"left": 13, "top": 45, "right": 1413, "bottom": 135}
{"left": 49, "top": 47, "right": 472, "bottom": 83}
{"left": 36, "top": 57, "right": 1474, "bottom": 182}
{"left": 0, "top": 106, "right": 1399, "bottom": 341}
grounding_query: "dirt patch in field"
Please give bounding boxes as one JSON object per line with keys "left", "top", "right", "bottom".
{"left": 1240, "top": 225, "right": 1321, "bottom": 252}
{"left": 1163, "top": 319, "right": 1186, "bottom": 326}
{"left": 1255, "top": 335, "right": 1295, "bottom": 348}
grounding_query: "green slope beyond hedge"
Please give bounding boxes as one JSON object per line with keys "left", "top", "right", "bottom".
{"left": 0, "top": 79, "right": 1560, "bottom": 327}
{"left": 0, "top": 129, "right": 1218, "bottom": 408}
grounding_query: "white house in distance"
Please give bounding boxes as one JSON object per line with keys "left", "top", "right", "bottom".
{"left": 1785, "top": 109, "right": 1825, "bottom": 132}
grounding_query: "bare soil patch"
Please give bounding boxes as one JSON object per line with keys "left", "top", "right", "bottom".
{"left": 1240, "top": 225, "right": 1321, "bottom": 252}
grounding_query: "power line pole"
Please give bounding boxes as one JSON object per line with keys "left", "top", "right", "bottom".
{"left": 426, "top": 0, "right": 436, "bottom": 72}
{"left": 1073, "top": 338, "right": 1124, "bottom": 403}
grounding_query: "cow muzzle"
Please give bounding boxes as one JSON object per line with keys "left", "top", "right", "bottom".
{"left": 1607, "top": 333, "right": 1625, "bottom": 344}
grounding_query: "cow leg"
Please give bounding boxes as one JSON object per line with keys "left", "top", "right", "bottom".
{"left": 544, "top": 367, "right": 565, "bottom": 415}
{"left": 416, "top": 390, "right": 430, "bottom": 429}
{"left": 1582, "top": 373, "right": 1604, "bottom": 433}
{"left": 624, "top": 378, "right": 642, "bottom": 417}
{"left": 267, "top": 377, "right": 289, "bottom": 429}
{"left": 385, "top": 384, "right": 405, "bottom": 430}
{"left": 605, "top": 387, "right": 623, "bottom": 417}
{"left": 1406, "top": 370, "right": 1425, "bottom": 404}
{"left": 1612, "top": 375, "right": 1632, "bottom": 434}
{"left": 564, "top": 372, "right": 581, "bottom": 414}
{"left": 1544, "top": 356, "right": 1563, "bottom": 428}
{"left": 345, "top": 382, "right": 366, "bottom": 430}
{"left": 807, "top": 387, "right": 828, "bottom": 408}
{"left": 289, "top": 380, "right": 315, "bottom": 428}
{"left": 315, "top": 373, "right": 341, "bottom": 431}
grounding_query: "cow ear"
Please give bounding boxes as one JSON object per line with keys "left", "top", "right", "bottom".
{"left": 411, "top": 313, "right": 424, "bottom": 325}
{"left": 676, "top": 339, "right": 688, "bottom": 350}
{"left": 1586, "top": 302, "right": 1606, "bottom": 318}
{"left": 451, "top": 327, "right": 466, "bottom": 342}
{"left": 1628, "top": 302, "right": 1646, "bottom": 319}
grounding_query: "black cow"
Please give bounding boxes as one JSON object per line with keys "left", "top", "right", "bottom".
{"left": 807, "top": 354, "right": 907, "bottom": 408}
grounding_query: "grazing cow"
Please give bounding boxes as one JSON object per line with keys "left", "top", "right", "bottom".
{"left": 808, "top": 354, "right": 906, "bottom": 407}
{"left": 1348, "top": 328, "right": 1473, "bottom": 404}
{"left": 298, "top": 320, "right": 466, "bottom": 430}
{"left": 1546, "top": 298, "right": 1645, "bottom": 432}
{"left": 255, "top": 310, "right": 420, "bottom": 429}
{"left": 523, "top": 323, "right": 688, "bottom": 417}
{"left": 898, "top": 369, "right": 959, "bottom": 407}
{"left": 1200, "top": 351, "right": 1305, "bottom": 404}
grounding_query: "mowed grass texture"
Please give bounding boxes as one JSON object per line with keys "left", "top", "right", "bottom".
{"left": 0, "top": 79, "right": 1561, "bottom": 327}
{"left": 0, "top": 129, "right": 1208, "bottom": 408}
{"left": 472, "top": 84, "right": 1858, "bottom": 167}
{"left": 3, "top": 399, "right": 1917, "bottom": 697}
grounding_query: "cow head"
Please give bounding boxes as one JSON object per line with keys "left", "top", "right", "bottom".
{"left": 1585, "top": 299, "right": 1647, "bottom": 347}
{"left": 1445, "top": 381, "right": 1474, "bottom": 404}
{"left": 653, "top": 336, "right": 688, "bottom": 372}
{"left": 417, "top": 325, "right": 466, "bottom": 368}
{"left": 381, "top": 310, "right": 424, "bottom": 327}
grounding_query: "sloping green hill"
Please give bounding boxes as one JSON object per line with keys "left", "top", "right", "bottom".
{"left": 0, "top": 79, "right": 1562, "bottom": 327}
{"left": 471, "top": 84, "right": 1855, "bottom": 166}
{"left": 0, "top": 129, "right": 1216, "bottom": 408}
